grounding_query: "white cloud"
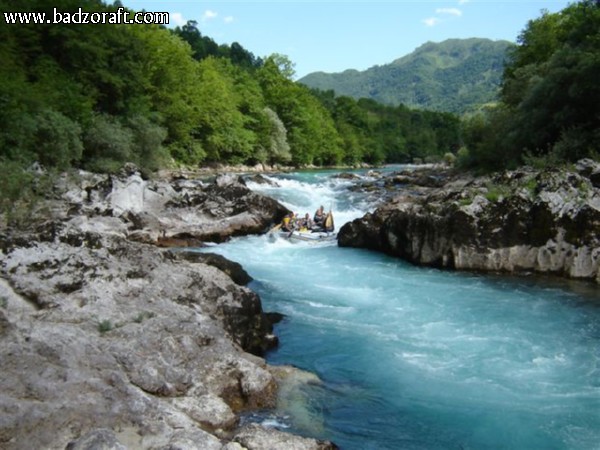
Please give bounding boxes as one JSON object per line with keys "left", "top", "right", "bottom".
{"left": 170, "top": 12, "right": 186, "bottom": 27}
{"left": 423, "top": 17, "right": 441, "bottom": 27}
{"left": 436, "top": 8, "right": 462, "bottom": 17}
{"left": 201, "top": 10, "right": 218, "bottom": 22}
{"left": 224, "top": 16, "right": 234, "bottom": 24}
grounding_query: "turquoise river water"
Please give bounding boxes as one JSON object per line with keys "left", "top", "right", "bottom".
{"left": 201, "top": 169, "right": 600, "bottom": 450}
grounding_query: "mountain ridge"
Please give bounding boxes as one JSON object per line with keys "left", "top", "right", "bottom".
{"left": 298, "top": 38, "right": 513, "bottom": 114}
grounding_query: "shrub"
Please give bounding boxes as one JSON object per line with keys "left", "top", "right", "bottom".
{"left": 0, "top": 159, "right": 37, "bottom": 224}
{"left": 458, "top": 197, "right": 473, "bottom": 206}
{"left": 32, "top": 109, "right": 83, "bottom": 170}
{"left": 522, "top": 148, "right": 564, "bottom": 170}
{"left": 127, "top": 115, "right": 169, "bottom": 172}
{"left": 169, "top": 140, "right": 206, "bottom": 167}
{"left": 83, "top": 113, "right": 133, "bottom": 170}
{"left": 455, "top": 147, "right": 471, "bottom": 169}
{"left": 0, "top": 160, "right": 32, "bottom": 211}
{"left": 443, "top": 152, "right": 457, "bottom": 166}
{"left": 424, "top": 155, "right": 442, "bottom": 164}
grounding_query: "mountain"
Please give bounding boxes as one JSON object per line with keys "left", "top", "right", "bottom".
{"left": 298, "top": 38, "right": 513, "bottom": 114}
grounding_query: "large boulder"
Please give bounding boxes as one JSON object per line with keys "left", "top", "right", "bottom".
{"left": 42, "top": 168, "right": 289, "bottom": 246}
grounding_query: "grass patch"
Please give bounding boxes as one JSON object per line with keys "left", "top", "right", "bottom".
{"left": 133, "top": 311, "right": 156, "bottom": 323}
{"left": 484, "top": 182, "right": 511, "bottom": 202}
{"left": 522, "top": 149, "right": 564, "bottom": 170}
{"left": 523, "top": 177, "right": 539, "bottom": 199}
{"left": 578, "top": 179, "right": 590, "bottom": 197}
{"left": 458, "top": 197, "right": 473, "bottom": 206}
{"left": 98, "top": 319, "right": 113, "bottom": 334}
{"left": 0, "top": 296, "right": 7, "bottom": 309}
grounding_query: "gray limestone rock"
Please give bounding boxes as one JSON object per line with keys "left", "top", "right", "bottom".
{"left": 0, "top": 167, "right": 336, "bottom": 450}
{"left": 38, "top": 168, "right": 289, "bottom": 246}
{"left": 339, "top": 163, "right": 600, "bottom": 283}
{"left": 0, "top": 229, "right": 278, "bottom": 448}
{"left": 66, "top": 429, "right": 127, "bottom": 450}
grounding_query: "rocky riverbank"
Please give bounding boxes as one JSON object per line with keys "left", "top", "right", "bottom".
{"left": 339, "top": 160, "right": 600, "bottom": 283}
{"left": 0, "top": 167, "right": 336, "bottom": 449}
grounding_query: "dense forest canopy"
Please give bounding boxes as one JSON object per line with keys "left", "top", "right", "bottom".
{"left": 1, "top": 0, "right": 598, "bottom": 218}
{"left": 460, "top": 0, "right": 600, "bottom": 170}
{"left": 0, "top": 0, "right": 461, "bottom": 175}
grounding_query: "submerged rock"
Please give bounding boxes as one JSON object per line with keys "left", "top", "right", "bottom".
{"left": 332, "top": 172, "right": 361, "bottom": 180}
{"left": 233, "top": 423, "right": 338, "bottom": 450}
{"left": 268, "top": 365, "right": 327, "bottom": 439}
{"left": 246, "top": 173, "right": 280, "bottom": 187}
{"left": 339, "top": 164, "right": 600, "bottom": 283}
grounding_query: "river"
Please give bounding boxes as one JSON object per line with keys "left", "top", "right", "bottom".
{"left": 200, "top": 169, "right": 600, "bottom": 450}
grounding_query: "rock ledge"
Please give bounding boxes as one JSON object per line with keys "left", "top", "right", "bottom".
{"left": 339, "top": 162, "right": 600, "bottom": 283}
{"left": 0, "top": 168, "right": 331, "bottom": 449}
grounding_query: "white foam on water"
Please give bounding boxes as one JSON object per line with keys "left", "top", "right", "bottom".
{"left": 261, "top": 418, "right": 290, "bottom": 429}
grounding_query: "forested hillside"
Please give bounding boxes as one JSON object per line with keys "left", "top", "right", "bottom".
{"left": 299, "top": 38, "right": 512, "bottom": 114}
{"left": 0, "top": 0, "right": 463, "bottom": 218}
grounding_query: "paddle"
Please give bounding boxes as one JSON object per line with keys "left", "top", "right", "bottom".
{"left": 287, "top": 214, "right": 296, "bottom": 238}
{"left": 325, "top": 205, "right": 334, "bottom": 233}
{"left": 270, "top": 223, "right": 282, "bottom": 234}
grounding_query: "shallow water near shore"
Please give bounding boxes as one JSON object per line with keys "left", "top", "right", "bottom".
{"left": 201, "top": 169, "right": 600, "bottom": 449}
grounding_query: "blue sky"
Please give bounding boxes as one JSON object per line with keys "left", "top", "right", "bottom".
{"left": 123, "top": 1, "right": 573, "bottom": 78}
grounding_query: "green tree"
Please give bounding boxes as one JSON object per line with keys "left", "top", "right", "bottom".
{"left": 129, "top": 23, "right": 204, "bottom": 164}
{"left": 268, "top": 53, "right": 296, "bottom": 80}
{"left": 460, "top": 107, "right": 517, "bottom": 170}
{"left": 258, "top": 56, "right": 342, "bottom": 166}
{"left": 223, "top": 61, "right": 274, "bottom": 164}
{"left": 263, "top": 107, "right": 291, "bottom": 164}
{"left": 498, "top": 0, "right": 600, "bottom": 165}
{"left": 174, "top": 20, "right": 261, "bottom": 69}
{"left": 173, "top": 21, "right": 219, "bottom": 61}
{"left": 195, "top": 57, "right": 255, "bottom": 164}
